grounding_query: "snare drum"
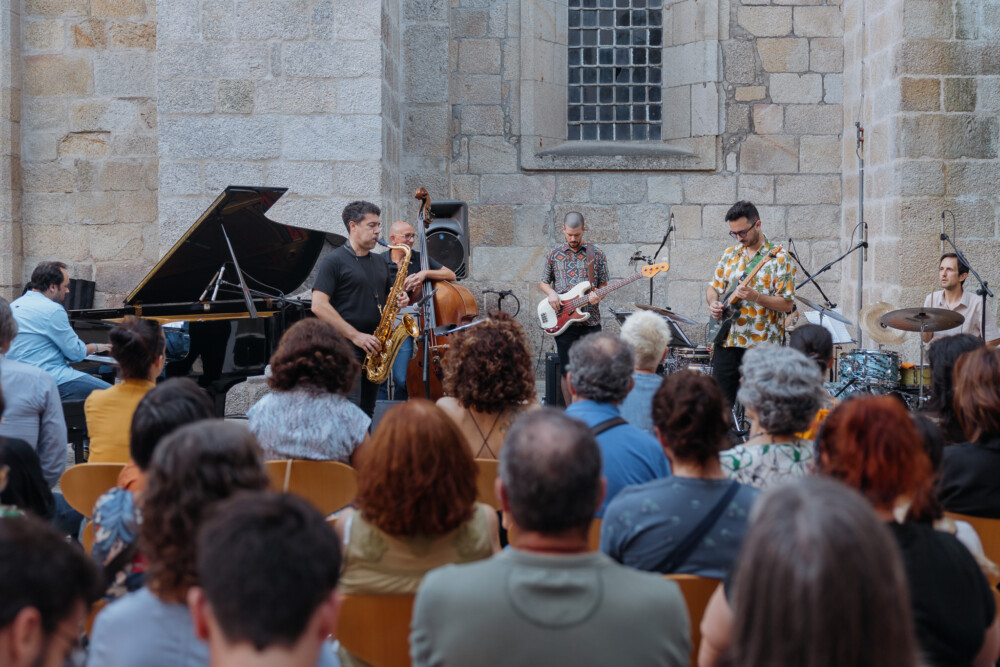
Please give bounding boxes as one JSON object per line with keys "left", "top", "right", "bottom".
{"left": 900, "top": 364, "right": 931, "bottom": 389}
{"left": 838, "top": 350, "right": 901, "bottom": 389}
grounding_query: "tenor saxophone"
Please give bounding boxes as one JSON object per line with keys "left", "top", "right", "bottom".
{"left": 363, "top": 240, "right": 421, "bottom": 383}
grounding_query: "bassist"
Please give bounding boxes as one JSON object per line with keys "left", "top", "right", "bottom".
{"left": 706, "top": 201, "right": 795, "bottom": 405}
{"left": 540, "top": 212, "right": 609, "bottom": 404}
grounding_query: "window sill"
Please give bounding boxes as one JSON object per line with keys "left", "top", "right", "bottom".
{"left": 520, "top": 136, "right": 719, "bottom": 171}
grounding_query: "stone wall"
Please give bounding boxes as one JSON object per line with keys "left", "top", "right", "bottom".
{"left": 20, "top": 0, "right": 158, "bottom": 307}
{"left": 0, "top": 2, "right": 21, "bottom": 296}
{"left": 840, "top": 0, "right": 1000, "bottom": 359}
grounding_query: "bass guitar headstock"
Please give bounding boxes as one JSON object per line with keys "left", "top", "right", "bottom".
{"left": 640, "top": 262, "right": 670, "bottom": 278}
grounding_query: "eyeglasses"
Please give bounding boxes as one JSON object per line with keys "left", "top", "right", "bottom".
{"left": 729, "top": 223, "right": 756, "bottom": 240}
{"left": 397, "top": 233, "right": 416, "bottom": 240}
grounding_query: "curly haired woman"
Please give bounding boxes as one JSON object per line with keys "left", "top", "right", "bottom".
{"left": 248, "top": 318, "right": 370, "bottom": 465}
{"left": 437, "top": 311, "right": 537, "bottom": 459}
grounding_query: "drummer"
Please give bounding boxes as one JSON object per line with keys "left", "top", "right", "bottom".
{"left": 922, "top": 253, "right": 1000, "bottom": 347}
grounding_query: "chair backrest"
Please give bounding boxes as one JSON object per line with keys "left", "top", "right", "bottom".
{"left": 338, "top": 594, "right": 415, "bottom": 667}
{"left": 60, "top": 463, "right": 126, "bottom": 518}
{"left": 81, "top": 521, "right": 96, "bottom": 555}
{"left": 945, "top": 511, "right": 1000, "bottom": 585}
{"left": 474, "top": 458, "right": 501, "bottom": 510}
{"left": 266, "top": 460, "right": 358, "bottom": 516}
{"left": 665, "top": 574, "right": 722, "bottom": 667}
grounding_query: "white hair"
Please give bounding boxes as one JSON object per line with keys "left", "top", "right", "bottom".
{"left": 620, "top": 310, "right": 672, "bottom": 371}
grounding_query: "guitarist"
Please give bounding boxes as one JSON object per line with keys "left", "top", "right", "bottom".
{"left": 540, "top": 212, "right": 609, "bottom": 405}
{"left": 706, "top": 201, "right": 795, "bottom": 405}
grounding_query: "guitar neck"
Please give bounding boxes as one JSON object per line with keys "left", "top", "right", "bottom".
{"left": 566, "top": 272, "right": 644, "bottom": 310}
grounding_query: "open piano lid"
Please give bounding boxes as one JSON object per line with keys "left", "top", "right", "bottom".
{"left": 127, "top": 186, "right": 330, "bottom": 306}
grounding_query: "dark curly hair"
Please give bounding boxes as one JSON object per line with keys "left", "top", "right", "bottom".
{"left": 442, "top": 311, "right": 535, "bottom": 413}
{"left": 356, "top": 400, "right": 477, "bottom": 537}
{"left": 652, "top": 370, "right": 730, "bottom": 467}
{"left": 140, "top": 420, "right": 269, "bottom": 603}
{"left": 267, "top": 318, "right": 359, "bottom": 395}
{"left": 110, "top": 316, "right": 165, "bottom": 380}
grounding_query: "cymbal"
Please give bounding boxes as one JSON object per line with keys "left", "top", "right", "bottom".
{"left": 793, "top": 295, "right": 855, "bottom": 327}
{"left": 635, "top": 303, "right": 697, "bottom": 325}
{"left": 880, "top": 307, "right": 965, "bottom": 333}
{"left": 860, "top": 302, "right": 907, "bottom": 346}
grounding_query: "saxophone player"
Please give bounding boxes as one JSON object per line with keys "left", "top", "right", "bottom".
{"left": 378, "top": 221, "right": 457, "bottom": 401}
{"left": 312, "top": 201, "right": 409, "bottom": 417}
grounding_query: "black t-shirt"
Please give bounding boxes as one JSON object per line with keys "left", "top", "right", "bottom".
{"left": 938, "top": 439, "right": 1000, "bottom": 518}
{"left": 312, "top": 244, "right": 393, "bottom": 335}
{"left": 384, "top": 249, "right": 444, "bottom": 279}
{"left": 887, "top": 521, "right": 996, "bottom": 667}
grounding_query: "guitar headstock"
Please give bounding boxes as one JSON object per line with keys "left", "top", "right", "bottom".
{"left": 640, "top": 262, "right": 670, "bottom": 278}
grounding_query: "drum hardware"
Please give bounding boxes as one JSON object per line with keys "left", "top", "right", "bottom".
{"left": 879, "top": 307, "right": 966, "bottom": 403}
{"left": 612, "top": 307, "right": 695, "bottom": 348}
{"left": 634, "top": 303, "right": 697, "bottom": 326}
{"left": 794, "top": 295, "right": 855, "bottom": 328}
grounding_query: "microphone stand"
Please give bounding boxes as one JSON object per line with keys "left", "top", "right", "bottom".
{"left": 786, "top": 241, "right": 837, "bottom": 328}
{"left": 649, "top": 216, "right": 674, "bottom": 306}
{"left": 799, "top": 242, "right": 868, "bottom": 291}
{"left": 940, "top": 231, "right": 992, "bottom": 343}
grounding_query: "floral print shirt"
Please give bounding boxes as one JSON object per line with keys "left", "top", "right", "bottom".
{"left": 710, "top": 236, "right": 795, "bottom": 348}
{"left": 541, "top": 243, "right": 610, "bottom": 326}
{"left": 719, "top": 439, "right": 814, "bottom": 490}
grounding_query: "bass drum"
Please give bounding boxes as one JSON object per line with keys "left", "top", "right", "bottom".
{"left": 665, "top": 347, "right": 713, "bottom": 376}
{"left": 838, "top": 350, "right": 900, "bottom": 389}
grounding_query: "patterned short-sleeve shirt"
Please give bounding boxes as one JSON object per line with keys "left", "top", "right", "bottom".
{"left": 541, "top": 242, "right": 610, "bottom": 326}
{"left": 719, "top": 440, "right": 814, "bottom": 490}
{"left": 710, "top": 236, "right": 795, "bottom": 348}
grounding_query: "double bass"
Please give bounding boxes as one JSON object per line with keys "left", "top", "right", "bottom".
{"left": 406, "top": 188, "right": 479, "bottom": 399}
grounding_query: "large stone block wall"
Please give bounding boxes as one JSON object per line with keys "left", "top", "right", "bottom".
{"left": 19, "top": 0, "right": 158, "bottom": 307}
{"left": 840, "top": 0, "right": 1000, "bottom": 359}
{"left": 0, "top": 2, "right": 21, "bottom": 295}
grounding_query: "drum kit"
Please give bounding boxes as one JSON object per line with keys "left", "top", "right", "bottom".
{"left": 615, "top": 298, "right": 964, "bottom": 409}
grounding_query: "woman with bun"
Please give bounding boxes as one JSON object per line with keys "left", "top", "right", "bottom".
{"left": 85, "top": 316, "right": 165, "bottom": 463}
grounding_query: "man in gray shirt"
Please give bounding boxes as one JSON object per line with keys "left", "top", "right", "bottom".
{"left": 0, "top": 298, "right": 66, "bottom": 488}
{"left": 410, "top": 409, "right": 691, "bottom": 667}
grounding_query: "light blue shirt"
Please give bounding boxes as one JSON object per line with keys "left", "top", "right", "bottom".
{"left": 565, "top": 400, "right": 670, "bottom": 517}
{"left": 8, "top": 291, "right": 89, "bottom": 385}
{"left": 619, "top": 372, "right": 663, "bottom": 438}
{"left": 0, "top": 356, "right": 67, "bottom": 487}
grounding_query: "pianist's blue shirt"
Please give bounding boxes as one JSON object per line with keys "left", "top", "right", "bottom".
{"left": 7, "top": 290, "right": 90, "bottom": 386}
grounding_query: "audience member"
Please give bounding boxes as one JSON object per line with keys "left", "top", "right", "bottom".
{"left": 0, "top": 297, "right": 67, "bottom": 489}
{"left": 700, "top": 477, "right": 920, "bottom": 667}
{"left": 788, "top": 324, "right": 836, "bottom": 438}
{"left": 0, "top": 438, "right": 55, "bottom": 523}
{"left": 602, "top": 371, "right": 758, "bottom": 577}
{"left": 189, "top": 492, "right": 341, "bottom": 667}
{"left": 85, "top": 316, "right": 165, "bottom": 463}
{"left": 91, "top": 378, "right": 216, "bottom": 599}
{"left": 0, "top": 516, "right": 102, "bottom": 667}
{"left": 88, "top": 420, "right": 271, "bottom": 667}
{"left": 437, "top": 311, "right": 537, "bottom": 459}
{"left": 925, "top": 333, "right": 984, "bottom": 444}
{"left": 410, "top": 409, "right": 690, "bottom": 667}
{"left": 617, "top": 310, "right": 671, "bottom": 436}
{"left": 938, "top": 346, "right": 1000, "bottom": 517}
{"left": 564, "top": 332, "right": 669, "bottom": 516}
{"left": 719, "top": 344, "right": 822, "bottom": 488}
{"left": 8, "top": 261, "right": 112, "bottom": 400}
{"left": 248, "top": 319, "right": 369, "bottom": 465}
{"left": 333, "top": 400, "right": 497, "bottom": 667}
{"left": 816, "top": 397, "right": 999, "bottom": 667}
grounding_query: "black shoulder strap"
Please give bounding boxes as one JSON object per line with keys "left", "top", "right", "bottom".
{"left": 655, "top": 481, "right": 741, "bottom": 574}
{"left": 591, "top": 416, "right": 627, "bottom": 437}
{"left": 586, "top": 244, "right": 596, "bottom": 287}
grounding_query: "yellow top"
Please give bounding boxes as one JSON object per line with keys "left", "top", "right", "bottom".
{"left": 84, "top": 379, "right": 156, "bottom": 463}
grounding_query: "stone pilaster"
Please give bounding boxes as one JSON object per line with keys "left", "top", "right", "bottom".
{"left": 0, "top": 2, "right": 21, "bottom": 299}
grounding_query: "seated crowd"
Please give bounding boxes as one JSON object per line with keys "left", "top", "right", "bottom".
{"left": 2, "top": 284, "right": 1000, "bottom": 667}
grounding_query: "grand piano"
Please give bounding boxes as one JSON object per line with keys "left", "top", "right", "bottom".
{"left": 70, "top": 186, "right": 341, "bottom": 415}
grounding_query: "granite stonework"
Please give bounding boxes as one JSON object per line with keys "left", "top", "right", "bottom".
{"left": 3, "top": 0, "right": 998, "bottom": 366}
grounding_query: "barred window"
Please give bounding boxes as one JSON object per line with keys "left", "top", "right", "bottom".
{"left": 567, "top": 0, "right": 663, "bottom": 141}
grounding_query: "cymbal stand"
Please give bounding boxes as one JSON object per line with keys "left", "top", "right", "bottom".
{"left": 918, "top": 322, "right": 927, "bottom": 403}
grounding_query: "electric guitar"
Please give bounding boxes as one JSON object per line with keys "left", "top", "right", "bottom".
{"left": 707, "top": 246, "right": 781, "bottom": 345}
{"left": 537, "top": 263, "right": 670, "bottom": 336}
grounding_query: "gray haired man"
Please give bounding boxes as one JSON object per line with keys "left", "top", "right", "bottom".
{"left": 410, "top": 409, "right": 690, "bottom": 667}
{"left": 565, "top": 332, "right": 669, "bottom": 516}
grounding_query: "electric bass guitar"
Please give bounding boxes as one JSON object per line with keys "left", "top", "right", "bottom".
{"left": 707, "top": 246, "right": 781, "bottom": 345}
{"left": 537, "top": 263, "right": 670, "bottom": 336}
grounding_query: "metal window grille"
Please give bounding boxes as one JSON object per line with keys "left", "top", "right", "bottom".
{"left": 567, "top": 0, "right": 663, "bottom": 141}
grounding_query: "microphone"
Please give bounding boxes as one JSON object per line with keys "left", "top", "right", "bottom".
{"left": 199, "top": 269, "right": 221, "bottom": 302}
{"left": 859, "top": 241, "right": 869, "bottom": 249}
{"left": 669, "top": 211, "right": 676, "bottom": 248}
{"left": 941, "top": 211, "right": 946, "bottom": 252}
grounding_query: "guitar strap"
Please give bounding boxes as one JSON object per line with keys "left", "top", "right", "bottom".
{"left": 729, "top": 244, "right": 768, "bottom": 296}
{"left": 586, "top": 244, "right": 596, "bottom": 287}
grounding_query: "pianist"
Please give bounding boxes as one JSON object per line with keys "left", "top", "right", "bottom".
{"left": 8, "top": 261, "right": 112, "bottom": 401}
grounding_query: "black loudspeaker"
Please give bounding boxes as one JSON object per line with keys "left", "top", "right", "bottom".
{"left": 64, "top": 279, "right": 95, "bottom": 310}
{"left": 427, "top": 200, "right": 469, "bottom": 279}
{"left": 545, "top": 353, "right": 566, "bottom": 407}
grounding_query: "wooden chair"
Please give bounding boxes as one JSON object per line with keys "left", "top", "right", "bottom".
{"left": 338, "top": 594, "right": 415, "bottom": 667}
{"left": 474, "top": 458, "right": 501, "bottom": 510}
{"left": 265, "top": 460, "right": 357, "bottom": 516}
{"left": 81, "top": 521, "right": 96, "bottom": 555}
{"left": 665, "top": 574, "right": 721, "bottom": 667}
{"left": 945, "top": 512, "right": 1000, "bottom": 584}
{"left": 60, "top": 463, "right": 126, "bottom": 519}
